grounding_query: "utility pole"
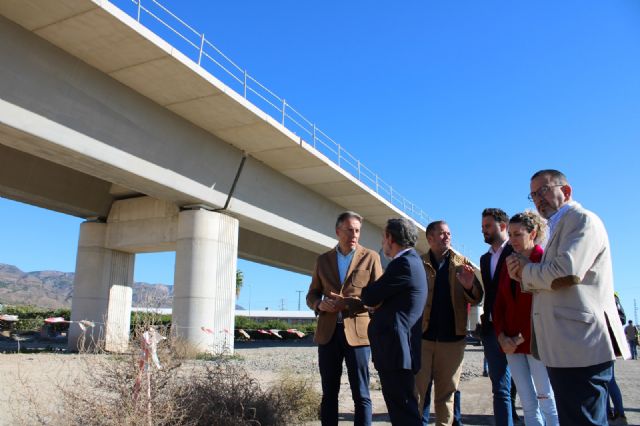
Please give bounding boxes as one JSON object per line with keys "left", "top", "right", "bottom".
{"left": 296, "top": 290, "right": 303, "bottom": 311}
{"left": 634, "top": 298, "right": 638, "bottom": 324}
{"left": 280, "top": 298, "right": 286, "bottom": 311}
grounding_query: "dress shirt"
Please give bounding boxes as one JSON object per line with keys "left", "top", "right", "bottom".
{"left": 394, "top": 247, "right": 412, "bottom": 259}
{"left": 546, "top": 202, "right": 572, "bottom": 240}
{"left": 489, "top": 240, "right": 508, "bottom": 280}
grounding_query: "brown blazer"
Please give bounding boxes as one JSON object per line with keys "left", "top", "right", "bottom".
{"left": 306, "top": 245, "right": 383, "bottom": 346}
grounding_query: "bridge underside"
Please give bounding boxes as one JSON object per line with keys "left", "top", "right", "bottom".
{"left": 0, "top": 2, "right": 429, "bottom": 353}
{"left": 0, "top": 142, "right": 319, "bottom": 275}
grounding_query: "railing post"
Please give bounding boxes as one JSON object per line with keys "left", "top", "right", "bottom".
{"left": 137, "top": 0, "right": 142, "bottom": 21}
{"left": 375, "top": 175, "right": 379, "bottom": 193}
{"left": 282, "top": 99, "right": 286, "bottom": 125}
{"left": 243, "top": 70, "right": 247, "bottom": 98}
{"left": 337, "top": 147, "right": 341, "bottom": 166}
{"left": 198, "top": 33, "right": 205, "bottom": 65}
{"left": 312, "top": 124, "right": 316, "bottom": 148}
{"left": 357, "top": 160, "right": 361, "bottom": 180}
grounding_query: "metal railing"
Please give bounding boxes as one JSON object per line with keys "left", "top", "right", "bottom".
{"left": 112, "top": 0, "right": 431, "bottom": 226}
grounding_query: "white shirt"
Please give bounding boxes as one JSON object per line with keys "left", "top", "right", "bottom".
{"left": 489, "top": 240, "right": 508, "bottom": 280}
{"left": 394, "top": 247, "right": 412, "bottom": 259}
{"left": 547, "top": 202, "right": 573, "bottom": 240}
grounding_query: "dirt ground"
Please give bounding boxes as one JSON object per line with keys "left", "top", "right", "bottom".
{"left": 1, "top": 342, "right": 638, "bottom": 425}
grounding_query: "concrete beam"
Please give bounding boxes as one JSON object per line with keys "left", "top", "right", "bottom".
{"left": 0, "top": 143, "right": 114, "bottom": 218}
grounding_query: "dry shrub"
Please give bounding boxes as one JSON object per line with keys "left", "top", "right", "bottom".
{"left": 56, "top": 326, "right": 320, "bottom": 425}
{"left": 269, "top": 372, "right": 322, "bottom": 424}
{"left": 61, "top": 332, "right": 186, "bottom": 425}
{"left": 174, "top": 367, "right": 322, "bottom": 425}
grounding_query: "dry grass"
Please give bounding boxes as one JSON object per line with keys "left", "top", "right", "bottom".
{"left": 13, "top": 323, "right": 321, "bottom": 426}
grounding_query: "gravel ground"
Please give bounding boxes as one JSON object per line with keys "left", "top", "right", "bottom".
{"left": 1, "top": 340, "right": 639, "bottom": 425}
{"left": 234, "top": 339, "right": 486, "bottom": 387}
{"left": 234, "top": 340, "right": 486, "bottom": 425}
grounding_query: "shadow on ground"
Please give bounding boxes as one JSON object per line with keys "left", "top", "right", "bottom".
{"left": 336, "top": 412, "right": 496, "bottom": 425}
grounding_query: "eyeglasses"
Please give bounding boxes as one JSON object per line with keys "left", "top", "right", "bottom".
{"left": 528, "top": 184, "right": 564, "bottom": 201}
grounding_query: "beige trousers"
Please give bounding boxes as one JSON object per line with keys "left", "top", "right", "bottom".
{"left": 415, "top": 339, "right": 466, "bottom": 426}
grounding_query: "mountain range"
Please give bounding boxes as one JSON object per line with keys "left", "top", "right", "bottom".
{"left": 0, "top": 263, "right": 173, "bottom": 309}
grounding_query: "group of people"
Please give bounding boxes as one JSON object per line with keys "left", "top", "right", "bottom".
{"left": 306, "top": 169, "right": 630, "bottom": 426}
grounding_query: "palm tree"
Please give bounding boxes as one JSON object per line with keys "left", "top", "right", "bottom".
{"left": 236, "top": 270, "right": 244, "bottom": 297}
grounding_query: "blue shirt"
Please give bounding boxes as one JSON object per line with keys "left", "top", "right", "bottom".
{"left": 336, "top": 246, "right": 356, "bottom": 284}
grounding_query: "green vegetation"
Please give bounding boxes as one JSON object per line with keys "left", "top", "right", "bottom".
{"left": 130, "top": 311, "right": 172, "bottom": 330}
{"left": 236, "top": 269, "right": 244, "bottom": 296}
{"left": 234, "top": 316, "right": 316, "bottom": 334}
{"left": 1, "top": 305, "right": 70, "bottom": 332}
{"left": 1, "top": 304, "right": 317, "bottom": 336}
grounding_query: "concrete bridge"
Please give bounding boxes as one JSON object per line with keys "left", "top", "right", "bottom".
{"left": 0, "top": 0, "right": 430, "bottom": 353}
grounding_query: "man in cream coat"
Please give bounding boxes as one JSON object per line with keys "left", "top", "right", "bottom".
{"left": 507, "top": 169, "right": 629, "bottom": 425}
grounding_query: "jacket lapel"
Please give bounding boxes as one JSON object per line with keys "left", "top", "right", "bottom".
{"left": 542, "top": 204, "right": 574, "bottom": 261}
{"left": 328, "top": 250, "right": 341, "bottom": 291}
{"left": 480, "top": 254, "right": 491, "bottom": 289}
{"left": 342, "top": 246, "right": 364, "bottom": 290}
{"left": 493, "top": 245, "right": 512, "bottom": 285}
{"left": 543, "top": 221, "right": 564, "bottom": 260}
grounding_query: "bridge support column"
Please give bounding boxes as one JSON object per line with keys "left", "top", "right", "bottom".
{"left": 68, "top": 221, "right": 134, "bottom": 352}
{"left": 172, "top": 209, "right": 238, "bottom": 354}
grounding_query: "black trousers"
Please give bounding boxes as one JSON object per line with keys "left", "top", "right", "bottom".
{"left": 547, "top": 360, "right": 613, "bottom": 426}
{"left": 378, "top": 369, "right": 421, "bottom": 426}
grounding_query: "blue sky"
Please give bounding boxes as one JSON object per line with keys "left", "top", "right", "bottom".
{"left": 1, "top": 0, "right": 639, "bottom": 317}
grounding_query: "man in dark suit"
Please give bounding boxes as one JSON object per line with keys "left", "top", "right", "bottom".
{"left": 361, "top": 218, "right": 428, "bottom": 426}
{"left": 306, "top": 211, "right": 383, "bottom": 426}
{"left": 480, "top": 208, "right": 514, "bottom": 426}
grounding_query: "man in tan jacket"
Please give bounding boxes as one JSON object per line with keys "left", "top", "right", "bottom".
{"left": 415, "top": 220, "right": 483, "bottom": 425}
{"left": 507, "top": 169, "right": 630, "bottom": 425}
{"left": 306, "top": 211, "right": 383, "bottom": 426}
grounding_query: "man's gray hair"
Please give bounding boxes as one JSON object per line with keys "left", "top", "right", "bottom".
{"left": 531, "top": 169, "right": 568, "bottom": 185}
{"left": 335, "top": 211, "right": 363, "bottom": 229}
{"left": 385, "top": 218, "right": 418, "bottom": 248}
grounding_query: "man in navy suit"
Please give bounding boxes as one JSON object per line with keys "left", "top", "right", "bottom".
{"left": 361, "top": 218, "right": 428, "bottom": 426}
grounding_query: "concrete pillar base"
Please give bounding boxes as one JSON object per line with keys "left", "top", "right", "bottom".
{"left": 68, "top": 222, "right": 134, "bottom": 352}
{"left": 172, "top": 209, "right": 238, "bottom": 354}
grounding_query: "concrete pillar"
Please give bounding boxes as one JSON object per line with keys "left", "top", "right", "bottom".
{"left": 68, "top": 221, "right": 134, "bottom": 352}
{"left": 172, "top": 209, "right": 238, "bottom": 354}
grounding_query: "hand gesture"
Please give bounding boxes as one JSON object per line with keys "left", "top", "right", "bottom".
{"left": 363, "top": 302, "right": 382, "bottom": 313}
{"left": 506, "top": 253, "right": 528, "bottom": 282}
{"left": 456, "top": 264, "right": 476, "bottom": 290}
{"left": 317, "top": 292, "right": 346, "bottom": 313}
{"left": 317, "top": 298, "right": 340, "bottom": 313}
{"left": 498, "top": 333, "right": 518, "bottom": 354}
